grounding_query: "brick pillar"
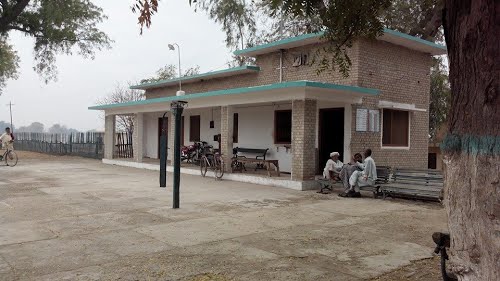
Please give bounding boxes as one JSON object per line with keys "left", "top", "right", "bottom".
{"left": 220, "top": 106, "right": 234, "bottom": 170}
{"left": 104, "top": 114, "right": 115, "bottom": 159}
{"left": 291, "top": 99, "right": 317, "bottom": 181}
{"left": 132, "top": 113, "right": 144, "bottom": 162}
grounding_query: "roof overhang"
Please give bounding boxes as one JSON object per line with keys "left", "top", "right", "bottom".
{"left": 131, "top": 65, "right": 260, "bottom": 90}
{"left": 234, "top": 28, "right": 446, "bottom": 57}
{"left": 90, "top": 81, "right": 379, "bottom": 115}
{"left": 378, "top": 100, "right": 427, "bottom": 112}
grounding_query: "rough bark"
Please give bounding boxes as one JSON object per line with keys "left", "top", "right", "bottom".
{"left": 442, "top": 0, "right": 500, "bottom": 280}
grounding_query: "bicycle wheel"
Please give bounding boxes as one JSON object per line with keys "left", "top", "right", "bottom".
{"left": 5, "top": 151, "right": 18, "bottom": 167}
{"left": 214, "top": 157, "right": 224, "bottom": 180}
{"left": 200, "top": 156, "right": 208, "bottom": 177}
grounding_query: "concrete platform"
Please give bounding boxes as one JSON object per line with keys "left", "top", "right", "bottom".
{"left": 0, "top": 154, "right": 447, "bottom": 280}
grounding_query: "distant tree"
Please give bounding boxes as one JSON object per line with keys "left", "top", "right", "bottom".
{"left": 0, "top": 121, "right": 13, "bottom": 131}
{"left": 47, "top": 124, "right": 78, "bottom": 134}
{"left": 0, "top": 0, "right": 112, "bottom": 92}
{"left": 97, "top": 82, "right": 145, "bottom": 134}
{"left": 17, "top": 122, "right": 44, "bottom": 133}
{"left": 140, "top": 64, "right": 200, "bottom": 84}
{"left": 429, "top": 57, "right": 451, "bottom": 140}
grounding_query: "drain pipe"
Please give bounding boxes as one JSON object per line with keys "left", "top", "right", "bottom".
{"left": 279, "top": 49, "right": 284, "bottom": 83}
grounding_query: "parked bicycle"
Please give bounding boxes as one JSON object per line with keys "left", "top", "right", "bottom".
{"left": 199, "top": 145, "right": 224, "bottom": 180}
{"left": 181, "top": 141, "right": 210, "bottom": 164}
{"left": 432, "top": 232, "right": 458, "bottom": 281}
{"left": 0, "top": 149, "right": 18, "bottom": 167}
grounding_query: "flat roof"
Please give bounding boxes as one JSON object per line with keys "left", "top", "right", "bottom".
{"left": 90, "top": 81, "right": 379, "bottom": 111}
{"left": 131, "top": 65, "right": 260, "bottom": 90}
{"left": 234, "top": 28, "right": 447, "bottom": 57}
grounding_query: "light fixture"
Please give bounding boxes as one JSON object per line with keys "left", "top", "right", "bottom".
{"left": 209, "top": 108, "right": 214, "bottom": 128}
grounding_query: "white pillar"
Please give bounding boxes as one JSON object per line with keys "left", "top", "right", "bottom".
{"left": 104, "top": 114, "right": 115, "bottom": 159}
{"left": 133, "top": 113, "right": 144, "bottom": 162}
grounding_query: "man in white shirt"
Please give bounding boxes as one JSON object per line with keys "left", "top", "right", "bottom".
{"left": 323, "top": 152, "right": 343, "bottom": 180}
{"left": 340, "top": 148, "right": 377, "bottom": 198}
{"left": 0, "top": 127, "right": 14, "bottom": 160}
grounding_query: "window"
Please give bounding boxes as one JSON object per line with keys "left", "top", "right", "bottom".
{"left": 233, "top": 113, "right": 239, "bottom": 143}
{"left": 274, "top": 110, "right": 292, "bottom": 144}
{"left": 382, "top": 109, "right": 409, "bottom": 147}
{"left": 189, "top": 115, "right": 200, "bottom": 142}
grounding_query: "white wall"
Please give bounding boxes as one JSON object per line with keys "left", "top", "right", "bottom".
{"left": 235, "top": 103, "right": 293, "bottom": 173}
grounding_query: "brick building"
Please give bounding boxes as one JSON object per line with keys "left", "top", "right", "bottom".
{"left": 90, "top": 29, "right": 446, "bottom": 190}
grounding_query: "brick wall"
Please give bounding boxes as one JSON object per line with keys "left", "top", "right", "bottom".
{"left": 350, "top": 39, "right": 431, "bottom": 169}
{"left": 292, "top": 99, "right": 317, "bottom": 180}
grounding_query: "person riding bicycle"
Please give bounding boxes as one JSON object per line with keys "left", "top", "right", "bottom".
{"left": 0, "top": 127, "right": 15, "bottom": 160}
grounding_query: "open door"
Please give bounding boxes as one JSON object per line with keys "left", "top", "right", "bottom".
{"left": 318, "top": 108, "right": 345, "bottom": 174}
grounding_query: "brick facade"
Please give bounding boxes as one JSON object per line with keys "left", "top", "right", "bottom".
{"left": 132, "top": 113, "right": 144, "bottom": 162}
{"left": 141, "top": 38, "right": 432, "bottom": 171}
{"left": 220, "top": 106, "right": 234, "bottom": 167}
{"left": 292, "top": 99, "right": 317, "bottom": 180}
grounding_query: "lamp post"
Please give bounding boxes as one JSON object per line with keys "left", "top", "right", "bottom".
{"left": 168, "top": 43, "right": 182, "bottom": 92}
{"left": 171, "top": 100, "right": 187, "bottom": 209}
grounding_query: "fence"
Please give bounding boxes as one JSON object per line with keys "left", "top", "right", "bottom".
{"left": 15, "top": 132, "right": 105, "bottom": 159}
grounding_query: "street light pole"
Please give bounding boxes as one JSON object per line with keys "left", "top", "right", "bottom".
{"left": 171, "top": 101, "right": 187, "bottom": 209}
{"left": 7, "top": 102, "right": 14, "bottom": 131}
{"left": 168, "top": 43, "right": 182, "bottom": 92}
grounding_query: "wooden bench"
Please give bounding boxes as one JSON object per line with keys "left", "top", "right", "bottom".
{"left": 232, "top": 157, "right": 280, "bottom": 177}
{"left": 380, "top": 168, "right": 443, "bottom": 202}
{"left": 317, "top": 166, "right": 390, "bottom": 196}
{"left": 359, "top": 166, "right": 391, "bottom": 198}
{"left": 232, "top": 147, "right": 269, "bottom": 171}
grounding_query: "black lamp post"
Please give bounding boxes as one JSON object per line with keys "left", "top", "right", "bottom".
{"left": 171, "top": 100, "right": 187, "bottom": 209}
{"left": 159, "top": 111, "right": 168, "bottom": 187}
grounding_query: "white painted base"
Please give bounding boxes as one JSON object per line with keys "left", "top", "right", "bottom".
{"left": 102, "top": 158, "right": 318, "bottom": 191}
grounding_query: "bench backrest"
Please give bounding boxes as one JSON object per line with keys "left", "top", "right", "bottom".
{"left": 233, "top": 147, "right": 268, "bottom": 157}
{"left": 376, "top": 166, "right": 391, "bottom": 184}
{"left": 393, "top": 168, "right": 443, "bottom": 187}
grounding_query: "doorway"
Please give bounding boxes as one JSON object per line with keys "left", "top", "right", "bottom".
{"left": 318, "top": 108, "right": 345, "bottom": 174}
{"left": 158, "top": 117, "right": 168, "bottom": 158}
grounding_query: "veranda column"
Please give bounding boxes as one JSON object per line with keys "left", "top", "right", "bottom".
{"left": 220, "top": 106, "right": 234, "bottom": 170}
{"left": 132, "top": 113, "right": 144, "bottom": 162}
{"left": 291, "top": 99, "right": 317, "bottom": 181}
{"left": 104, "top": 114, "right": 116, "bottom": 159}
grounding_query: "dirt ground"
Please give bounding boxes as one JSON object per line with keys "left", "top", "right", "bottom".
{"left": 0, "top": 151, "right": 447, "bottom": 281}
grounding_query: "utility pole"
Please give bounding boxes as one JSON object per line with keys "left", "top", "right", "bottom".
{"left": 6, "top": 102, "right": 14, "bottom": 131}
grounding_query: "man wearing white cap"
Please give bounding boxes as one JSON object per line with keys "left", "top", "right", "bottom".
{"left": 323, "top": 152, "right": 343, "bottom": 180}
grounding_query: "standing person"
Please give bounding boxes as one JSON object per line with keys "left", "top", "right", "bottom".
{"left": 340, "top": 149, "right": 377, "bottom": 198}
{"left": 0, "top": 127, "right": 15, "bottom": 160}
{"left": 322, "top": 152, "right": 343, "bottom": 180}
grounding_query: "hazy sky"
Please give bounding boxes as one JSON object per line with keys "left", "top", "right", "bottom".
{"left": 1, "top": 0, "right": 232, "bottom": 131}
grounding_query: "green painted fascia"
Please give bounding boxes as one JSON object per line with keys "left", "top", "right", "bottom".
{"left": 234, "top": 29, "right": 446, "bottom": 56}
{"left": 130, "top": 65, "right": 260, "bottom": 90}
{"left": 233, "top": 32, "right": 324, "bottom": 56}
{"left": 89, "top": 81, "right": 379, "bottom": 110}
{"left": 382, "top": 28, "right": 447, "bottom": 51}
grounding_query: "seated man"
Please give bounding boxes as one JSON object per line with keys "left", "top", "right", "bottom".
{"left": 323, "top": 152, "right": 343, "bottom": 180}
{"left": 340, "top": 148, "right": 377, "bottom": 198}
{"left": 338, "top": 153, "right": 363, "bottom": 192}
{"left": 0, "top": 127, "right": 14, "bottom": 160}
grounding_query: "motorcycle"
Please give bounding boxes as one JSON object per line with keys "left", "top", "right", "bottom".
{"left": 181, "top": 141, "right": 209, "bottom": 164}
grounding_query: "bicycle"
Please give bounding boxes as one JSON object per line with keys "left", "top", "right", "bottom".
{"left": 0, "top": 149, "right": 18, "bottom": 167}
{"left": 199, "top": 146, "right": 224, "bottom": 180}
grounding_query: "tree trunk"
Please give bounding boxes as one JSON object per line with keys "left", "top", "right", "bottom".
{"left": 442, "top": 0, "right": 499, "bottom": 280}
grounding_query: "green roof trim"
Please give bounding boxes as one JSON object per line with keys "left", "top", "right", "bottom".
{"left": 89, "top": 81, "right": 379, "bottom": 110}
{"left": 382, "top": 28, "right": 447, "bottom": 50}
{"left": 233, "top": 32, "right": 323, "bottom": 56}
{"left": 130, "top": 65, "right": 260, "bottom": 90}
{"left": 233, "top": 28, "right": 446, "bottom": 56}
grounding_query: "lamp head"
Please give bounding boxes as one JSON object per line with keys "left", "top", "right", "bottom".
{"left": 168, "top": 44, "right": 175, "bottom": 50}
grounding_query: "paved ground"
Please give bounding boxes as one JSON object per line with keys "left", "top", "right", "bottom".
{"left": 0, "top": 152, "right": 448, "bottom": 281}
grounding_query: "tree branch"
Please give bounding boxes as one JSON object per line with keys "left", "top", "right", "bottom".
{"left": 421, "top": 0, "right": 444, "bottom": 40}
{"left": 0, "top": 0, "right": 32, "bottom": 33}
